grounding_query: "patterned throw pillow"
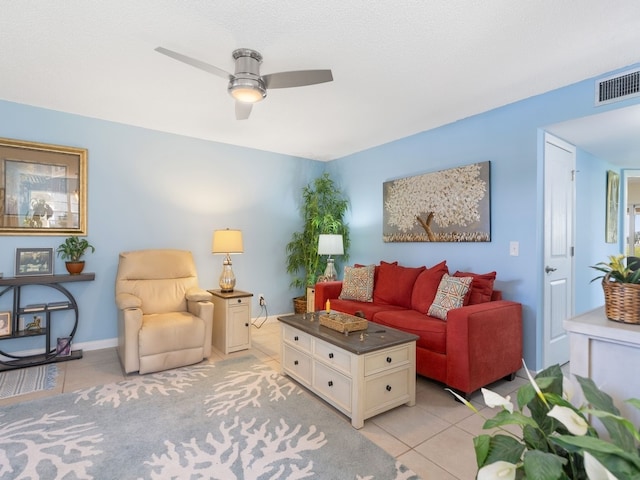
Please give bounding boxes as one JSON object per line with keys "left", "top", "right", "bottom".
{"left": 339, "top": 265, "right": 375, "bottom": 302}
{"left": 427, "top": 274, "right": 473, "bottom": 320}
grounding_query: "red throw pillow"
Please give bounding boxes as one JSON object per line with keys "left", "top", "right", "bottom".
{"left": 411, "top": 261, "right": 449, "bottom": 314}
{"left": 355, "top": 261, "right": 396, "bottom": 285}
{"left": 373, "top": 262, "right": 425, "bottom": 308}
{"left": 453, "top": 270, "right": 496, "bottom": 305}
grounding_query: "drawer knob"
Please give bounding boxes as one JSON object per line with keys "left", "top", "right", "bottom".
{"left": 328, "top": 353, "right": 334, "bottom": 359}
{"left": 245, "top": 323, "right": 249, "bottom": 327}
{"left": 294, "top": 360, "right": 299, "bottom": 366}
{"left": 386, "top": 385, "right": 392, "bottom": 392}
{"left": 328, "top": 380, "right": 333, "bottom": 387}
{"left": 386, "top": 356, "right": 392, "bottom": 363}
{"left": 294, "top": 336, "right": 299, "bottom": 341}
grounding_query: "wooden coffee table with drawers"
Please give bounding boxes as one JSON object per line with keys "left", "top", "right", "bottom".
{"left": 278, "top": 312, "right": 418, "bottom": 429}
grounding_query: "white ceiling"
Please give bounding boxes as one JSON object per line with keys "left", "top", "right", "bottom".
{"left": 1, "top": 1, "right": 640, "bottom": 162}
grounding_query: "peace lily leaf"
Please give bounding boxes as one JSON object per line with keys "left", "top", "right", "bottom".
{"left": 522, "top": 450, "right": 567, "bottom": 480}
{"left": 522, "top": 424, "right": 550, "bottom": 452}
{"left": 553, "top": 435, "right": 640, "bottom": 471}
{"left": 483, "top": 409, "right": 538, "bottom": 430}
{"left": 474, "top": 434, "right": 491, "bottom": 468}
{"left": 627, "top": 398, "right": 640, "bottom": 411}
{"left": 577, "top": 375, "right": 636, "bottom": 452}
{"left": 585, "top": 408, "right": 640, "bottom": 443}
{"left": 482, "top": 434, "right": 526, "bottom": 465}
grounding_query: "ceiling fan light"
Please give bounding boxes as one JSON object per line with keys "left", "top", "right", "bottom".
{"left": 228, "top": 78, "right": 266, "bottom": 103}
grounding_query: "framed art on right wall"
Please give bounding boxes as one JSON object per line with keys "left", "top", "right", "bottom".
{"left": 606, "top": 170, "right": 620, "bottom": 243}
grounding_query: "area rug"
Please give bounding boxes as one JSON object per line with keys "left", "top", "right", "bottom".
{"left": 0, "top": 364, "right": 57, "bottom": 399}
{"left": 0, "top": 355, "right": 420, "bottom": 479}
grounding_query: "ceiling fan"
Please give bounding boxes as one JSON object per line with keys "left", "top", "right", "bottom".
{"left": 155, "top": 46, "right": 333, "bottom": 120}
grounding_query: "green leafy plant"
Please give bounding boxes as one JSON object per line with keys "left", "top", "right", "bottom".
{"left": 449, "top": 363, "right": 640, "bottom": 479}
{"left": 286, "top": 173, "right": 350, "bottom": 290}
{"left": 56, "top": 236, "right": 95, "bottom": 262}
{"left": 591, "top": 254, "right": 640, "bottom": 284}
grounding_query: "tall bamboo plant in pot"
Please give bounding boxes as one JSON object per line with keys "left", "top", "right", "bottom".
{"left": 286, "top": 173, "right": 350, "bottom": 313}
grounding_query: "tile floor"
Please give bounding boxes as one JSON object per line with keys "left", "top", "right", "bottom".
{"left": 0, "top": 320, "right": 534, "bottom": 479}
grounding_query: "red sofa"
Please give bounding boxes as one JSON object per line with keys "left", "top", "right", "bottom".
{"left": 314, "top": 261, "right": 523, "bottom": 397}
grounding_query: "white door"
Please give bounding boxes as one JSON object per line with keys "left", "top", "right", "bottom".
{"left": 543, "top": 134, "right": 575, "bottom": 367}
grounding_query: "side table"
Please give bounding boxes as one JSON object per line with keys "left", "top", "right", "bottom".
{"left": 208, "top": 289, "right": 253, "bottom": 354}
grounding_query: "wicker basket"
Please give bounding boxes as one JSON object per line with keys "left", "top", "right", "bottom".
{"left": 602, "top": 273, "right": 640, "bottom": 324}
{"left": 293, "top": 296, "right": 307, "bottom": 315}
{"left": 319, "top": 313, "right": 368, "bottom": 333}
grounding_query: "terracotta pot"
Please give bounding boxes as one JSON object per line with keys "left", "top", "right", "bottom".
{"left": 65, "top": 261, "right": 85, "bottom": 275}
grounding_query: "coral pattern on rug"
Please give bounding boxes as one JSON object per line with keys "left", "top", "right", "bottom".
{"left": 0, "top": 356, "right": 420, "bottom": 479}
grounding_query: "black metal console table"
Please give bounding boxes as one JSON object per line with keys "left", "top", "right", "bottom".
{"left": 0, "top": 273, "right": 95, "bottom": 371}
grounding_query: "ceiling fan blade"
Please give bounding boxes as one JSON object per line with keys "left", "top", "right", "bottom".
{"left": 235, "top": 102, "right": 252, "bottom": 120}
{"left": 263, "top": 70, "right": 333, "bottom": 89}
{"left": 155, "top": 47, "right": 232, "bottom": 81}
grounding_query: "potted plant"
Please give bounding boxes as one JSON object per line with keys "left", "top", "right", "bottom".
{"left": 56, "top": 236, "right": 95, "bottom": 274}
{"left": 591, "top": 254, "right": 640, "bottom": 324}
{"left": 286, "top": 173, "right": 350, "bottom": 312}
{"left": 449, "top": 363, "right": 640, "bottom": 479}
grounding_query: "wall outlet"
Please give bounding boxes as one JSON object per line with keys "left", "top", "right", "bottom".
{"left": 258, "top": 294, "right": 266, "bottom": 306}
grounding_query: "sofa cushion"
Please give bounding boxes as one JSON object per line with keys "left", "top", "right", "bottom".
{"left": 411, "top": 261, "right": 449, "bottom": 314}
{"left": 329, "top": 298, "right": 408, "bottom": 320}
{"left": 355, "top": 261, "right": 396, "bottom": 285}
{"left": 454, "top": 270, "right": 496, "bottom": 305}
{"left": 428, "top": 274, "right": 472, "bottom": 320}
{"left": 373, "top": 262, "right": 425, "bottom": 308}
{"left": 373, "top": 309, "right": 447, "bottom": 354}
{"left": 339, "top": 265, "right": 375, "bottom": 302}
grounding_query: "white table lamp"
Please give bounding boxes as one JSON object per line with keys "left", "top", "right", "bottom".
{"left": 317, "top": 234, "right": 344, "bottom": 281}
{"left": 212, "top": 229, "right": 243, "bottom": 292}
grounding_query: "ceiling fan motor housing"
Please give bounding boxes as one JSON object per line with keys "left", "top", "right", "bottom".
{"left": 228, "top": 48, "right": 266, "bottom": 102}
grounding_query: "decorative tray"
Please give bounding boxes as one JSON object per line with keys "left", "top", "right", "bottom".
{"left": 319, "top": 313, "right": 368, "bottom": 333}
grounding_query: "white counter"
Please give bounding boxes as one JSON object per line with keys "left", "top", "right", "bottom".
{"left": 564, "top": 307, "right": 640, "bottom": 427}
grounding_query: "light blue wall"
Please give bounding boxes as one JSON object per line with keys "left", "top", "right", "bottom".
{"left": 2, "top": 61, "right": 640, "bottom": 368}
{"left": 0, "top": 100, "right": 323, "bottom": 353}
{"left": 330, "top": 62, "right": 640, "bottom": 369}
{"left": 574, "top": 149, "right": 620, "bottom": 314}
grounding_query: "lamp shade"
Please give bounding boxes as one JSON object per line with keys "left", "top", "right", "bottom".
{"left": 317, "top": 234, "right": 344, "bottom": 255}
{"left": 212, "top": 229, "right": 244, "bottom": 254}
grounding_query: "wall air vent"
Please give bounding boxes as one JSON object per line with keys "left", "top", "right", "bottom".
{"left": 595, "top": 68, "right": 640, "bottom": 106}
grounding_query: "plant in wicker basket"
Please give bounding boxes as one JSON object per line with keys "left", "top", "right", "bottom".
{"left": 591, "top": 254, "right": 640, "bottom": 324}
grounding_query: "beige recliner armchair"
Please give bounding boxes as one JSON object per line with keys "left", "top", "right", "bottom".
{"left": 115, "top": 249, "right": 213, "bottom": 374}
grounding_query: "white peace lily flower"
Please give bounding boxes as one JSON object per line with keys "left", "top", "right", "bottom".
{"left": 547, "top": 405, "right": 588, "bottom": 436}
{"left": 477, "top": 461, "right": 517, "bottom": 480}
{"left": 481, "top": 388, "right": 513, "bottom": 414}
{"left": 583, "top": 451, "right": 618, "bottom": 480}
{"left": 445, "top": 388, "right": 478, "bottom": 414}
{"left": 522, "top": 359, "right": 549, "bottom": 408}
{"left": 562, "top": 376, "right": 575, "bottom": 401}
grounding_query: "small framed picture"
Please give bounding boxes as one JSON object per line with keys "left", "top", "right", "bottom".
{"left": 15, "top": 248, "right": 54, "bottom": 276}
{"left": 0, "top": 311, "right": 11, "bottom": 336}
{"left": 56, "top": 336, "right": 72, "bottom": 357}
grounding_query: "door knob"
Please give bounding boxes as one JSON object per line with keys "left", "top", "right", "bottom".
{"left": 545, "top": 266, "right": 557, "bottom": 274}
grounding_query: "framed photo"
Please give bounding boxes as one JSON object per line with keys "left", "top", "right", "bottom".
{"left": 0, "top": 311, "right": 11, "bottom": 336}
{"left": 0, "top": 137, "right": 87, "bottom": 236}
{"left": 15, "top": 247, "right": 54, "bottom": 276}
{"left": 606, "top": 170, "right": 620, "bottom": 243}
{"left": 56, "top": 336, "right": 72, "bottom": 356}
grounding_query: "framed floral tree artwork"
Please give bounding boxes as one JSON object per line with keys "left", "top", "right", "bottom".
{"left": 383, "top": 161, "right": 491, "bottom": 242}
